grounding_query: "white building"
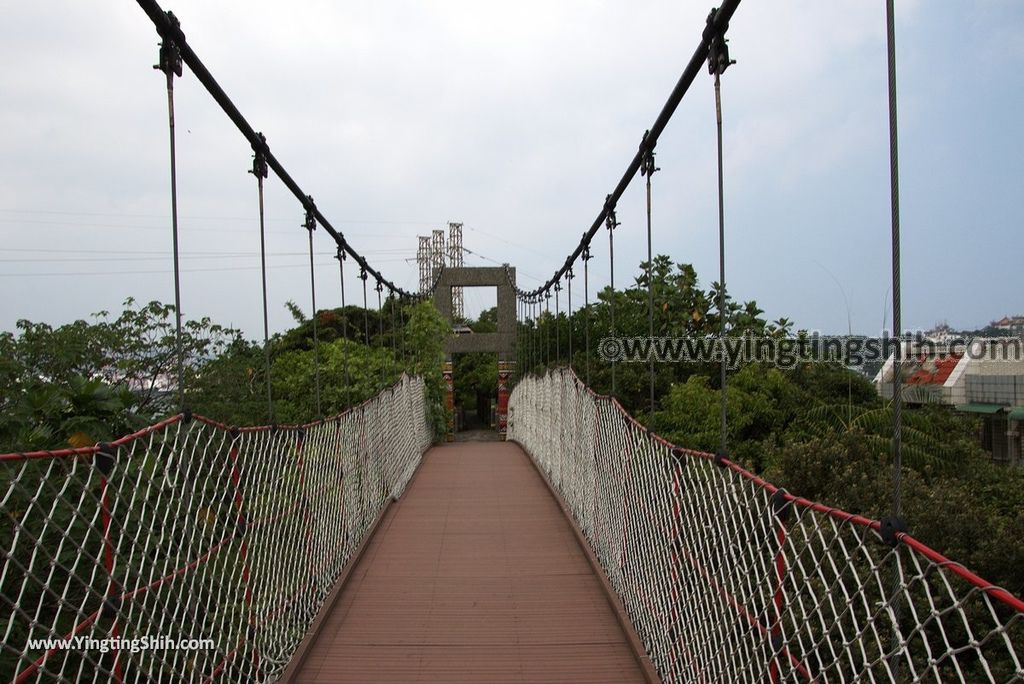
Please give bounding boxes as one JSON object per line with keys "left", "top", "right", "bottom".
{"left": 874, "top": 338, "right": 1024, "bottom": 464}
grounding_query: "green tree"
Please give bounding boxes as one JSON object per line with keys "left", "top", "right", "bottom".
{"left": 188, "top": 299, "right": 449, "bottom": 438}
{"left": 401, "top": 300, "right": 449, "bottom": 439}
{"left": 0, "top": 299, "right": 238, "bottom": 451}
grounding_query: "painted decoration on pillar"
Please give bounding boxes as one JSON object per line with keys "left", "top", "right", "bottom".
{"left": 443, "top": 361, "right": 454, "bottom": 442}
{"left": 497, "top": 360, "right": 515, "bottom": 438}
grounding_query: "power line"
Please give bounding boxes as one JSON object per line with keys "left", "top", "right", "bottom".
{"left": 0, "top": 208, "right": 445, "bottom": 226}
{"left": 0, "top": 218, "right": 427, "bottom": 238}
{"left": 0, "top": 260, "right": 410, "bottom": 278}
{"left": 461, "top": 246, "right": 544, "bottom": 282}
{"left": 464, "top": 224, "right": 550, "bottom": 259}
{"left": 0, "top": 252, "right": 411, "bottom": 264}
{"left": 0, "top": 246, "right": 410, "bottom": 256}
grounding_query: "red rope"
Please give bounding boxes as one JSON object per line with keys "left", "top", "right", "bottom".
{"left": 14, "top": 612, "right": 102, "bottom": 684}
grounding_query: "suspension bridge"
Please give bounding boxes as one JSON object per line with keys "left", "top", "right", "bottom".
{"left": 2, "top": 1, "right": 1023, "bottom": 682}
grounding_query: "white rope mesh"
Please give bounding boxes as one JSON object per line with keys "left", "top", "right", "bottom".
{"left": 509, "top": 368, "right": 1024, "bottom": 684}
{"left": 1, "top": 374, "right": 430, "bottom": 683}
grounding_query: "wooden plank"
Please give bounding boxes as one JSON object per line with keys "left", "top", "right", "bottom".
{"left": 287, "top": 442, "right": 652, "bottom": 683}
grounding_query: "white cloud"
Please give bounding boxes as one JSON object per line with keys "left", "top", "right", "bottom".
{"left": 0, "top": 0, "right": 1020, "bottom": 337}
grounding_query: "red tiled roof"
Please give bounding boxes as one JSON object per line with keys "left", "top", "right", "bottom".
{"left": 905, "top": 353, "right": 962, "bottom": 386}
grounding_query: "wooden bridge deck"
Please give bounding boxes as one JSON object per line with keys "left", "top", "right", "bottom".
{"left": 286, "top": 441, "right": 650, "bottom": 683}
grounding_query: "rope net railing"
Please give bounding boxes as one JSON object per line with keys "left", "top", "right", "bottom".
{"left": 509, "top": 368, "right": 1024, "bottom": 684}
{"left": 1, "top": 374, "right": 430, "bottom": 683}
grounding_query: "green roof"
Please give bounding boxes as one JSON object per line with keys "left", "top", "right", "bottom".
{"left": 1009, "top": 406, "right": 1024, "bottom": 421}
{"left": 955, "top": 403, "right": 1006, "bottom": 415}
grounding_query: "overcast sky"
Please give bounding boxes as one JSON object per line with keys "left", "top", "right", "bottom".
{"left": 1, "top": 1, "right": 1021, "bottom": 339}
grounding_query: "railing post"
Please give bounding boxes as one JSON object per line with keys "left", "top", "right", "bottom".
{"left": 336, "top": 417, "right": 348, "bottom": 557}
{"left": 96, "top": 444, "right": 124, "bottom": 684}
{"left": 668, "top": 447, "right": 685, "bottom": 677}
{"left": 768, "top": 489, "right": 792, "bottom": 683}
{"left": 296, "top": 428, "right": 315, "bottom": 607}
{"left": 619, "top": 415, "right": 632, "bottom": 589}
{"left": 227, "top": 428, "right": 260, "bottom": 678}
{"left": 359, "top": 405, "right": 370, "bottom": 531}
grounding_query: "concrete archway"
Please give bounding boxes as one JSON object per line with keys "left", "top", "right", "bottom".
{"left": 432, "top": 266, "right": 516, "bottom": 440}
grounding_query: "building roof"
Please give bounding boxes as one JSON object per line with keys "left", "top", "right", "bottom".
{"left": 904, "top": 353, "right": 962, "bottom": 386}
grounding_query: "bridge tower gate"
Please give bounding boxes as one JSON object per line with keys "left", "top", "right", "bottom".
{"left": 432, "top": 266, "right": 517, "bottom": 441}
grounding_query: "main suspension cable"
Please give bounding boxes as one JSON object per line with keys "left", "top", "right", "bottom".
{"left": 136, "top": 0, "right": 420, "bottom": 298}
{"left": 479, "top": 0, "right": 741, "bottom": 300}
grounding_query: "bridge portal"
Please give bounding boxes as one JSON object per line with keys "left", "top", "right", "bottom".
{"left": 432, "top": 266, "right": 516, "bottom": 440}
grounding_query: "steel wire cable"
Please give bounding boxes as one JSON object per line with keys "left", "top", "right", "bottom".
{"left": 336, "top": 247, "right": 351, "bottom": 406}
{"left": 567, "top": 268, "right": 574, "bottom": 370}
{"left": 360, "top": 269, "right": 369, "bottom": 348}
{"left": 389, "top": 295, "right": 398, "bottom": 378}
{"left": 714, "top": 69, "right": 728, "bottom": 457}
{"left": 884, "top": 2, "right": 907, "bottom": 677}
{"left": 251, "top": 141, "right": 273, "bottom": 424}
{"left": 376, "top": 281, "right": 385, "bottom": 387}
{"left": 545, "top": 294, "right": 551, "bottom": 368}
{"left": 158, "top": 35, "right": 186, "bottom": 413}
{"left": 885, "top": 0, "right": 903, "bottom": 521}
{"left": 642, "top": 139, "right": 659, "bottom": 421}
{"left": 583, "top": 245, "right": 591, "bottom": 385}
{"left": 607, "top": 207, "right": 617, "bottom": 396}
{"left": 533, "top": 298, "right": 539, "bottom": 373}
{"left": 306, "top": 208, "right": 322, "bottom": 417}
{"left": 557, "top": 278, "right": 565, "bottom": 362}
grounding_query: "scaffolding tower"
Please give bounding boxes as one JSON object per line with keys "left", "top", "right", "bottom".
{"left": 431, "top": 229, "right": 446, "bottom": 300}
{"left": 448, "top": 222, "right": 464, "bottom": 319}
{"left": 417, "top": 235, "right": 432, "bottom": 295}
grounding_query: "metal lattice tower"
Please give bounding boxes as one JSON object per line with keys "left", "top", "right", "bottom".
{"left": 448, "top": 222, "right": 464, "bottom": 319}
{"left": 417, "top": 235, "right": 432, "bottom": 294}
{"left": 431, "top": 229, "right": 446, "bottom": 297}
